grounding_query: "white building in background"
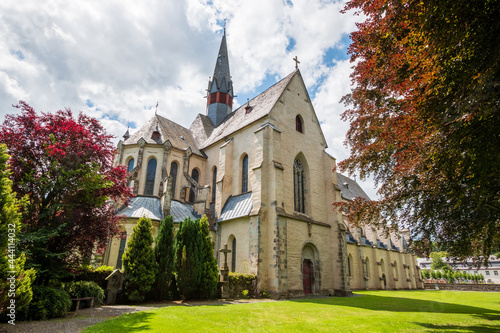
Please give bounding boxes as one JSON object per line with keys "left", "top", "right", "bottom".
{"left": 417, "top": 255, "right": 500, "bottom": 284}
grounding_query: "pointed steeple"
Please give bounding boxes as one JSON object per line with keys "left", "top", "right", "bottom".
{"left": 206, "top": 29, "right": 234, "bottom": 127}
{"left": 123, "top": 127, "right": 130, "bottom": 140}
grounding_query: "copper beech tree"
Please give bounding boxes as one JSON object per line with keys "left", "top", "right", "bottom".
{"left": 0, "top": 101, "right": 133, "bottom": 284}
{"left": 336, "top": 0, "right": 500, "bottom": 262}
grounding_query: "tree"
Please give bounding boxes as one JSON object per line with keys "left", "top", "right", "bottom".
{"left": 174, "top": 218, "right": 203, "bottom": 300}
{"left": 336, "top": 1, "right": 500, "bottom": 263}
{"left": 198, "top": 216, "right": 219, "bottom": 299}
{"left": 430, "top": 252, "right": 450, "bottom": 271}
{"left": 154, "top": 215, "right": 175, "bottom": 301}
{"left": 122, "top": 217, "right": 158, "bottom": 302}
{"left": 0, "top": 101, "right": 133, "bottom": 284}
{"left": 0, "top": 144, "right": 36, "bottom": 313}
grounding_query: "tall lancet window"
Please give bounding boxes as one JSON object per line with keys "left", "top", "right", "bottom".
{"left": 241, "top": 154, "right": 248, "bottom": 193}
{"left": 127, "top": 158, "right": 134, "bottom": 172}
{"left": 212, "top": 167, "right": 217, "bottom": 202}
{"left": 189, "top": 168, "right": 199, "bottom": 203}
{"left": 144, "top": 158, "right": 157, "bottom": 195}
{"left": 294, "top": 159, "right": 305, "bottom": 213}
{"left": 170, "top": 162, "right": 178, "bottom": 199}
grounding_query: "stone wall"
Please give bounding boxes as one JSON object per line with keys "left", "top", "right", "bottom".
{"left": 424, "top": 283, "right": 500, "bottom": 292}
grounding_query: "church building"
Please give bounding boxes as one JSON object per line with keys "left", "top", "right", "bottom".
{"left": 102, "top": 30, "right": 423, "bottom": 297}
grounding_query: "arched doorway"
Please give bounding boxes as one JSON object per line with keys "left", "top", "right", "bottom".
{"left": 301, "top": 242, "right": 320, "bottom": 295}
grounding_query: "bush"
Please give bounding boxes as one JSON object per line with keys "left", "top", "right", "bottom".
{"left": 65, "top": 281, "right": 105, "bottom": 306}
{"left": 19, "top": 285, "right": 71, "bottom": 321}
{"left": 73, "top": 265, "right": 114, "bottom": 290}
{"left": 228, "top": 273, "right": 257, "bottom": 298}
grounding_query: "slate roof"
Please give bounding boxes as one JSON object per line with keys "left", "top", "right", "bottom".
{"left": 124, "top": 115, "right": 203, "bottom": 156}
{"left": 337, "top": 173, "right": 371, "bottom": 201}
{"left": 200, "top": 70, "right": 298, "bottom": 149}
{"left": 218, "top": 192, "right": 253, "bottom": 222}
{"left": 117, "top": 196, "right": 163, "bottom": 221}
{"left": 189, "top": 113, "right": 214, "bottom": 147}
{"left": 170, "top": 200, "right": 200, "bottom": 222}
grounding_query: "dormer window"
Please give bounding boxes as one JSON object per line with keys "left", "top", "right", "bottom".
{"left": 295, "top": 115, "right": 303, "bottom": 133}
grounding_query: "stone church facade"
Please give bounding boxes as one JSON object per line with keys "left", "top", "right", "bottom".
{"left": 102, "top": 31, "right": 423, "bottom": 297}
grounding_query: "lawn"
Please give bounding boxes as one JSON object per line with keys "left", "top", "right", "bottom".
{"left": 84, "top": 290, "right": 500, "bottom": 332}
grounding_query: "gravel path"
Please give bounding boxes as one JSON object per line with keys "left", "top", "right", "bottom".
{"left": 0, "top": 299, "right": 276, "bottom": 333}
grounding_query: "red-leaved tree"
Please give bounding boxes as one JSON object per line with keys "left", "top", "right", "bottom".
{"left": 336, "top": 1, "right": 500, "bottom": 262}
{"left": 0, "top": 101, "right": 133, "bottom": 284}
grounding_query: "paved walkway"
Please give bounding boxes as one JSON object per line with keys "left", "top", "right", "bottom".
{"left": 0, "top": 299, "right": 275, "bottom": 333}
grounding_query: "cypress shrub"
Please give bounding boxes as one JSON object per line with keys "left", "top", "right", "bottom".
{"left": 198, "top": 216, "right": 219, "bottom": 299}
{"left": 154, "top": 215, "right": 175, "bottom": 301}
{"left": 122, "top": 217, "right": 158, "bottom": 302}
{"left": 175, "top": 218, "right": 203, "bottom": 300}
{"left": 18, "top": 285, "right": 71, "bottom": 321}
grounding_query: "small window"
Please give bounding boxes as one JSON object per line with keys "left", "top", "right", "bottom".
{"left": 127, "top": 158, "right": 134, "bottom": 172}
{"left": 231, "top": 237, "right": 236, "bottom": 272}
{"left": 495, "top": 271, "right": 499, "bottom": 276}
{"left": 486, "top": 271, "right": 490, "bottom": 275}
{"left": 348, "top": 255, "right": 352, "bottom": 277}
{"left": 241, "top": 154, "right": 248, "bottom": 193}
{"left": 116, "top": 232, "right": 127, "bottom": 270}
{"left": 296, "top": 115, "right": 303, "bottom": 133}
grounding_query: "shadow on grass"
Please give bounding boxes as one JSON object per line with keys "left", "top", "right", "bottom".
{"left": 291, "top": 294, "right": 500, "bottom": 321}
{"left": 89, "top": 311, "right": 155, "bottom": 332}
{"left": 416, "top": 322, "right": 500, "bottom": 333}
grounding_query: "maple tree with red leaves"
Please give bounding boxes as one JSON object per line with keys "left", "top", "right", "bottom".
{"left": 0, "top": 101, "right": 133, "bottom": 284}
{"left": 336, "top": 0, "right": 500, "bottom": 262}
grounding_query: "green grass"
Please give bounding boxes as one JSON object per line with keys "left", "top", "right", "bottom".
{"left": 84, "top": 290, "right": 500, "bottom": 332}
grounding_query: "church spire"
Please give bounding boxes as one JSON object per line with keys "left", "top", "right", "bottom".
{"left": 206, "top": 28, "right": 234, "bottom": 127}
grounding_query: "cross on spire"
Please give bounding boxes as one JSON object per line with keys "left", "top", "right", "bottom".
{"left": 155, "top": 101, "right": 158, "bottom": 115}
{"left": 293, "top": 56, "right": 300, "bottom": 69}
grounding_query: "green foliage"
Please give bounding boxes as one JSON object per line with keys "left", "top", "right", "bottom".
{"left": 73, "top": 265, "right": 114, "bottom": 290}
{"left": 430, "top": 252, "right": 450, "bottom": 271}
{"left": 154, "top": 215, "right": 175, "bottom": 301}
{"left": 0, "top": 144, "right": 35, "bottom": 313}
{"left": 19, "top": 285, "right": 71, "bottom": 321}
{"left": 65, "top": 281, "right": 105, "bottom": 306}
{"left": 198, "top": 216, "right": 219, "bottom": 299}
{"left": 122, "top": 217, "right": 158, "bottom": 302}
{"left": 228, "top": 273, "right": 257, "bottom": 298}
{"left": 174, "top": 218, "right": 203, "bottom": 300}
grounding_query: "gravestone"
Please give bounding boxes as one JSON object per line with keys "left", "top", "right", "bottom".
{"left": 105, "top": 269, "right": 124, "bottom": 305}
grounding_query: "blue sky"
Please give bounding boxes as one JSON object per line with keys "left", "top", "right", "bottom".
{"left": 0, "top": 0, "right": 377, "bottom": 199}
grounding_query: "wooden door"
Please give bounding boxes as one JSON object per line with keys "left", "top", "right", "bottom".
{"left": 303, "top": 259, "right": 312, "bottom": 294}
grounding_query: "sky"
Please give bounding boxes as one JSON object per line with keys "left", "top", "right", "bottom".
{"left": 0, "top": 0, "right": 378, "bottom": 199}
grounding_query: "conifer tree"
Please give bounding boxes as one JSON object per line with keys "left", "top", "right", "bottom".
{"left": 154, "top": 215, "right": 175, "bottom": 301}
{"left": 0, "top": 144, "right": 36, "bottom": 313}
{"left": 198, "top": 216, "right": 219, "bottom": 299}
{"left": 174, "top": 218, "right": 203, "bottom": 300}
{"left": 122, "top": 217, "right": 158, "bottom": 302}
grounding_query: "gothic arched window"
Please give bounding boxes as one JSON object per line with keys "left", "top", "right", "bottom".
{"left": 116, "top": 232, "right": 127, "bottom": 270}
{"left": 241, "top": 154, "right": 248, "bottom": 193}
{"left": 144, "top": 158, "right": 157, "bottom": 195}
{"left": 127, "top": 158, "right": 134, "bottom": 172}
{"left": 294, "top": 159, "right": 305, "bottom": 213}
{"left": 296, "top": 115, "right": 303, "bottom": 133}
{"left": 189, "top": 168, "right": 199, "bottom": 203}
{"left": 231, "top": 237, "right": 236, "bottom": 272}
{"left": 212, "top": 167, "right": 217, "bottom": 202}
{"left": 170, "top": 161, "right": 178, "bottom": 199}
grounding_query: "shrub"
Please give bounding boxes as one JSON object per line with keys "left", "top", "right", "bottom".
{"left": 73, "top": 265, "right": 114, "bottom": 290}
{"left": 123, "top": 217, "right": 158, "bottom": 302}
{"left": 154, "top": 216, "right": 175, "bottom": 301}
{"left": 228, "top": 273, "right": 257, "bottom": 298}
{"left": 199, "top": 216, "right": 219, "bottom": 299}
{"left": 175, "top": 218, "right": 203, "bottom": 300}
{"left": 65, "top": 281, "right": 105, "bottom": 306}
{"left": 19, "top": 285, "right": 71, "bottom": 321}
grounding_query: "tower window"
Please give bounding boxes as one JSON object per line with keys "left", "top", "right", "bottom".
{"left": 241, "top": 154, "right": 248, "bottom": 193}
{"left": 296, "top": 115, "right": 303, "bottom": 133}
{"left": 170, "top": 162, "right": 178, "bottom": 199}
{"left": 294, "top": 159, "right": 305, "bottom": 213}
{"left": 144, "top": 158, "right": 157, "bottom": 195}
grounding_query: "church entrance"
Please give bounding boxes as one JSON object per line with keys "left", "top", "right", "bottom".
{"left": 303, "top": 259, "right": 312, "bottom": 294}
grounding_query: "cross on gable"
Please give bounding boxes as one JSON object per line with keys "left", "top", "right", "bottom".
{"left": 293, "top": 56, "right": 300, "bottom": 69}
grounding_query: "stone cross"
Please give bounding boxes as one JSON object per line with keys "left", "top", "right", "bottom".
{"left": 293, "top": 56, "right": 300, "bottom": 69}
{"left": 219, "top": 243, "right": 231, "bottom": 271}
